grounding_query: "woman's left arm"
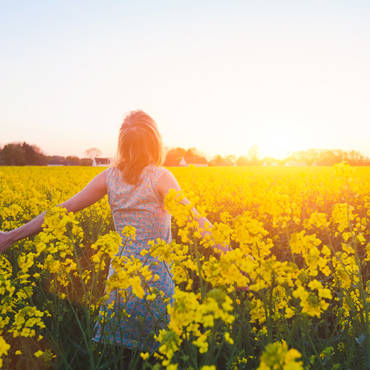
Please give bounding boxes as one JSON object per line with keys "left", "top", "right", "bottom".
{"left": 157, "top": 170, "right": 229, "bottom": 255}
{"left": 0, "top": 170, "right": 107, "bottom": 253}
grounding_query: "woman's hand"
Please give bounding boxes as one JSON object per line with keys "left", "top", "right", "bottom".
{"left": 0, "top": 231, "right": 15, "bottom": 253}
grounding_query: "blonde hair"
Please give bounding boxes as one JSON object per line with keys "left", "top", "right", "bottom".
{"left": 114, "top": 110, "right": 164, "bottom": 185}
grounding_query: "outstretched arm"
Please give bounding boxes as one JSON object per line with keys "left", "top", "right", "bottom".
{"left": 157, "top": 170, "right": 229, "bottom": 255}
{"left": 0, "top": 170, "right": 107, "bottom": 253}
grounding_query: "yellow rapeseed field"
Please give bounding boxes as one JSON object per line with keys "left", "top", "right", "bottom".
{"left": 0, "top": 164, "right": 369, "bottom": 369}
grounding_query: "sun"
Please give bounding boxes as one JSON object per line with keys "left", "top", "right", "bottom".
{"left": 258, "top": 136, "right": 311, "bottom": 160}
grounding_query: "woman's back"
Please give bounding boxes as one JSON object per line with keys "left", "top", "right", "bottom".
{"left": 106, "top": 164, "right": 171, "bottom": 246}
{"left": 94, "top": 163, "right": 175, "bottom": 351}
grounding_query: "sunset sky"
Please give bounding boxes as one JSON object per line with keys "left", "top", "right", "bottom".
{"left": 1, "top": 1, "right": 369, "bottom": 160}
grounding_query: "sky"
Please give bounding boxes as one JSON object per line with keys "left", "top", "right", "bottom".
{"left": 1, "top": 0, "right": 369, "bottom": 160}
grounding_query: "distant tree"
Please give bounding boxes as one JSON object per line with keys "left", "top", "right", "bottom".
{"left": 226, "top": 155, "right": 236, "bottom": 165}
{"left": 80, "top": 157, "right": 93, "bottom": 166}
{"left": 22, "top": 142, "right": 47, "bottom": 165}
{"left": 85, "top": 147, "right": 102, "bottom": 159}
{"left": 66, "top": 156, "right": 80, "bottom": 166}
{"left": 236, "top": 156, "right": 250, "bottom": 166}
{"left": 209, "top": 155, "right": 233, "bottom": 166}
{"left": 0, "top": 142, "right": 47, "bottom": 165}
{"left": 236, "top": 154, "right": 266, "bottom": 166}
{"left": 1, "top": 143, "right": 26, "bottom": 165}
{"left": 164, "top": 147, "right": 187, "bottom": 166}
{"left": 346, "top": 150, "right": 368, "bottom": 165}
{"left": 47, "top": 155, "right": 67, "bottom": 165}
{"left": 184, "top": 148, "right": 208, "bottom": 165}
{"left": 262, "top": 157, "right": 281, "bottom": 166}
{"left": 286, "top": 148, "right": 369, "bottom": 166}
{"left": 209, "top": 155, "right": 221, "bottom": 166}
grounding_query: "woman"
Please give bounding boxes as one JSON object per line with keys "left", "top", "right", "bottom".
{"left": 0, "top": 110, "right": 222, "bottom": 361}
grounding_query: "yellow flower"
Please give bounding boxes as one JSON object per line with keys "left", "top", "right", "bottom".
{"left": 140, "top": 352, "right": 150, "bottom": 360}
{"left": 146, "top": 293, "right": 157, "bottom": 301}
{"left": 0, "top": 336, "right": 10, "bottom": 367}
{"left": 192, "top": 330, "right": 210, "bottom": 353}
{"left": 34, "top": 350, "right": 44, "bottom": 358}
{"left": 224, "top": 332, "right": 234, "bottom": 345}
{"left": 258, "top": 340, "right": 303, "bottom": 370}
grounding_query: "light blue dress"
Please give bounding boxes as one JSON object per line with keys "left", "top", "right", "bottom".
{"left": 93, "top": 164, "right": 174, "bottom": 351}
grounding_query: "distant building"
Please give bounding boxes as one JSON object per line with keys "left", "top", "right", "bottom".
{"left": 179, "top": 157, "right": 187, "bottom": 166}
{"left": 178, "top": 157, "right": 208, "bottom": 167}
{"left": 92, "top": 157, "right": 111, "bottom": 166}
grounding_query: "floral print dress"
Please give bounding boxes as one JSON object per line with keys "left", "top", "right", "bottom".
{"left": 93, "top": 164, "right": 174, "bottom": 351}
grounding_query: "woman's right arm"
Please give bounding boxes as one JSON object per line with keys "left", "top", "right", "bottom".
{"left": 0, "top": 170, "right": 108, "bottom": 253}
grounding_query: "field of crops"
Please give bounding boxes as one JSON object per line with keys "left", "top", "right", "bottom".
{"left": 0, "top": 165, "right": 369, "bottom": 369}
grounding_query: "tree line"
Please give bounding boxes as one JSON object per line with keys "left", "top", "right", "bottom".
{"left": 163, "top": 147, "right": 370, "bottom": 166}
{"left": 0, "top": 142, "right": 92, "bottom": 166}
{"left": 0, "top": 142, "right": 369, "bottom": 166}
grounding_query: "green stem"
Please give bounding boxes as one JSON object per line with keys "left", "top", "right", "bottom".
{"left": 194, "top": 240, "right": 206, "bottom": 301}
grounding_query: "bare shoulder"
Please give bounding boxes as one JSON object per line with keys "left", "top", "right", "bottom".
{"left": 95, "top": 168, "right": 109, "bottom": 184}
{"left": 157, "top": 168, "right": 181, "bottom": 199}
{"left": 100, "top": 166, "right": 117, "bottom": 185}
{"left": 82, "top": 168, "right": 109, "bottom": 194}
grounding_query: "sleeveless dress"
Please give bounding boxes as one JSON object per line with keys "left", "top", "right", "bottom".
{"left": 93, "top": 164, "right": 174, "bottom": 351}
